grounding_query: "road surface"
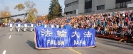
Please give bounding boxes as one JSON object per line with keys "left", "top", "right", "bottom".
{"left": 0, "top": 27, "right": 133, "bottom": 54}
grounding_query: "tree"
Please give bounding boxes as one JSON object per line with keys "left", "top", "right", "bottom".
{"left": 27, "top": 11, "right": 35, "bottom": 23}
{"left": 59, "top": 5, "right": 62, "bottom": 17}
{"left": 10, "top": 18, "right": 15, "bottom": 22}
{"left": 14, "top": 1, "right": 38, "bottom": 23}
{"left": 45, "top": 14, "right": 50, "bottom": 20}
{"left": 52, "top": 3, "right": 60, "bottom": 18}
{"left": 35, "top": 16, "right": 44, "bottom": 23}
{"left": 48, "top": 0, "right": 62, "bottom": 20}
{"left": 14, "top": 3, "right": 25, "bottom": 11}
{"left": 0, "top": 7, "right": 11, "bottom": 23}
{"left": 16, "top": 18, "right": 22, "bottom": 22}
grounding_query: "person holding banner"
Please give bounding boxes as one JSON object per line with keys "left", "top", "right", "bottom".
{"left": 44, "top": 23, "right": 48, "bottom": 28}
{"left": 34, "top": 22, "right": 39, "bottom": 49}
{"left": 43, "top": 21, "right": 48, "bottom": 28}
{"left": 56, "top": 24, "right": 59, "bottom": 28}
{"left": 34, "top": 24, "right": 96, "bottom": 49}
{"left": 63, "top": 20, "right": 72, "bottom": 29}
{"left": 50, "top": 23, "right": 55, "bottom": 28}
{"left": 34, "top": 20, "right": 44, "bottom": 49}
{"left": 41, "top": 23, "right": 44, "bottom": 27}
{"left": 37, "top": 20, "right": 43, "bottom": 27}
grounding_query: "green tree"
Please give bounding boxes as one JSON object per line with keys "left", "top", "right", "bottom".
{"left": 48, "top": 0, "right": 62, "bottom": 20}
{"left": 14, "top": 1, "right": 37, "bottom": 23}
{"left": 27, "top": 11, "right": 35, "bottom": 23}
{"left": 10, "top": 18, "right": 15, "bottom": 22}
{"left": 59, "top": 5, "right": 62, "bottom": 17}
{"left": 14, "top": 3, "right": 25, "bottom": 11}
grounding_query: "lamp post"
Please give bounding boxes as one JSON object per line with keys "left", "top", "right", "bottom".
{"left": 6, "top": 13, "right": 8, "bottom": 23}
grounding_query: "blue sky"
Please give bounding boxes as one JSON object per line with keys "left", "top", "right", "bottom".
{"left": 1, "top": 0, "right": 65, "bottom": 16}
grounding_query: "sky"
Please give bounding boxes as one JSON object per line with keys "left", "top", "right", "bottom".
{"left": 0, "top": 0, "right": 65, "bottom": 18}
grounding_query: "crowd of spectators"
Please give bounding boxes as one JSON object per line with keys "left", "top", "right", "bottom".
{"left": 48, "top": 10, "right": 133, "bottom": 43}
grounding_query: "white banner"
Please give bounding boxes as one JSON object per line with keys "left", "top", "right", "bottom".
{"left": 127, "top": 3, "right": 133, "bottom": 7}
{"left": 76, "top": 9, "right": 78, "bottom": 15}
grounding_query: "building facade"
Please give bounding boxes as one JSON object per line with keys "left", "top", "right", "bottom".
{"left": 64, "top": 0, "right": 133, "bottom": 16}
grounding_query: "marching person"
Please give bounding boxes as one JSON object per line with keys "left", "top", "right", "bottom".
{"left": 31, "top": 23, "right": 34, "bottom": 28}
{"left": 34, "top": 20, "right": 43, "bottom": 49}
{"left": 16, "top": 22, "right": 21, "bottom": 32}
{"left": 30, "top": 23, "right": 34, "bottom": 31}
{"left": 9, "top": 22, "right": 13, "bottom": 32}
{"left": 37, "top": 20, "right": 43, "bottom": 27}
{"left": 23, "top": 23, "right": 27, "bottom": 32}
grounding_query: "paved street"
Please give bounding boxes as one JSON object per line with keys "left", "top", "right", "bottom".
{"left": 0, "top": 27, "right": 133, "bottom": 54}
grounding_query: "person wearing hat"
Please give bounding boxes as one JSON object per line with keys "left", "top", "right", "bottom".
{"left": 37, "top": 20, "right": 42, "bottom": 27}
{"left": 41, "top": 21, "right": 45, "bottom": 28}
{"left": 63, "top": 20, "right": 72, "bottom": 29}
{"left": 34, "top": 20, "right": 44, "bottom": 49}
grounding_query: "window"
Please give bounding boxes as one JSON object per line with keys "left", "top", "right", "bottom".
{"left": 73, "top": 10, "right": 76, "bottom": 14}
{"left": 116, "top": 3, "right": 120, "bottom": 8}
{"left": 65, "top": 1, "right": 78, "bottom": 7}
{"left": 85, "top": 0, "right": 92, "bottom": 2}
{"left": 65, "top": 4, "right": 68, "bottom": 7}
{"left": 65, "top": 10, "right": 76, "bottom": 15}
{"left": 85, "top": 0, "right": 92, "bottom": 9}
{"left": 116, "top": 0, "right": 131, "bottom": 8}
{"left": 97, "top": 5, "right": 105, "bottom": 10}
{"left": 116, "top": 0, "right": 131, "bottom": 3}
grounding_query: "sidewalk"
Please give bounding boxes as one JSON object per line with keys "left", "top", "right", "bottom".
{"left": 96, "top": 37, "right": 133, "bottom": 46}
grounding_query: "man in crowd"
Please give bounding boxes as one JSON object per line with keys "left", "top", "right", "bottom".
{"left": 63, "top": 19, "right": 72, "bottom": 29}
{"left": 37, "top": 20, "right": 43, "bottom": 27}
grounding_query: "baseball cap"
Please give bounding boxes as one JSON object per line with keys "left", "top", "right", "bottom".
{"left": 38, "top": 20, "right": 42, "bottom": 23}
{"left": 66, "top": 20, "right": 70, "bottom": 23}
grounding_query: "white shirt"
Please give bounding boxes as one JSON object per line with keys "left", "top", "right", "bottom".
{"left": 44, "top": 25, "right": 47, "bottom": 28}
{"left": 18, "top": 24, "right": 20, "bottom": 27}
{"left": 56, "top": 25, "right": 59, "bottom": 28}
{"left": 51, "top": 25, "right": 54, "bottom": 28}
{"left": 31, "top": 24, "right": 33, "bottom": 27}
{"left": 93, "top": 23, "right": 96, "bottom": 28}
{"left": 24, "top": 24, "right": 27, "bottom": 27}
{"left": 10, "top": 24, "right": 13, "bottom": 27}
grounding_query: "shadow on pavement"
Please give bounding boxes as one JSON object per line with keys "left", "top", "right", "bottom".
{"left": 26, "top": 40, "right": 36, "bottom": 49}
{"left": 0, "top": 35, "right": 7, "bottom": 37}
{"left": 104, "top": 43, "right": 133, "bottom": 50}
{"left": 97, "top": 38, "right": 133, "bottom": 46}
{"left": 11, "top": 34, "right": 22, "bottom": 36}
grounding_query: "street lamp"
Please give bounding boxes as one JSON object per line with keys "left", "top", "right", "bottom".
{"left": 6, "top": 13, "right": 9, "bottom": 23}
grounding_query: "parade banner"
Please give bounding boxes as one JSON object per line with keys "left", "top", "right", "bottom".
{"left": 35, "top": 27, "right": 96, "bottom": 49}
